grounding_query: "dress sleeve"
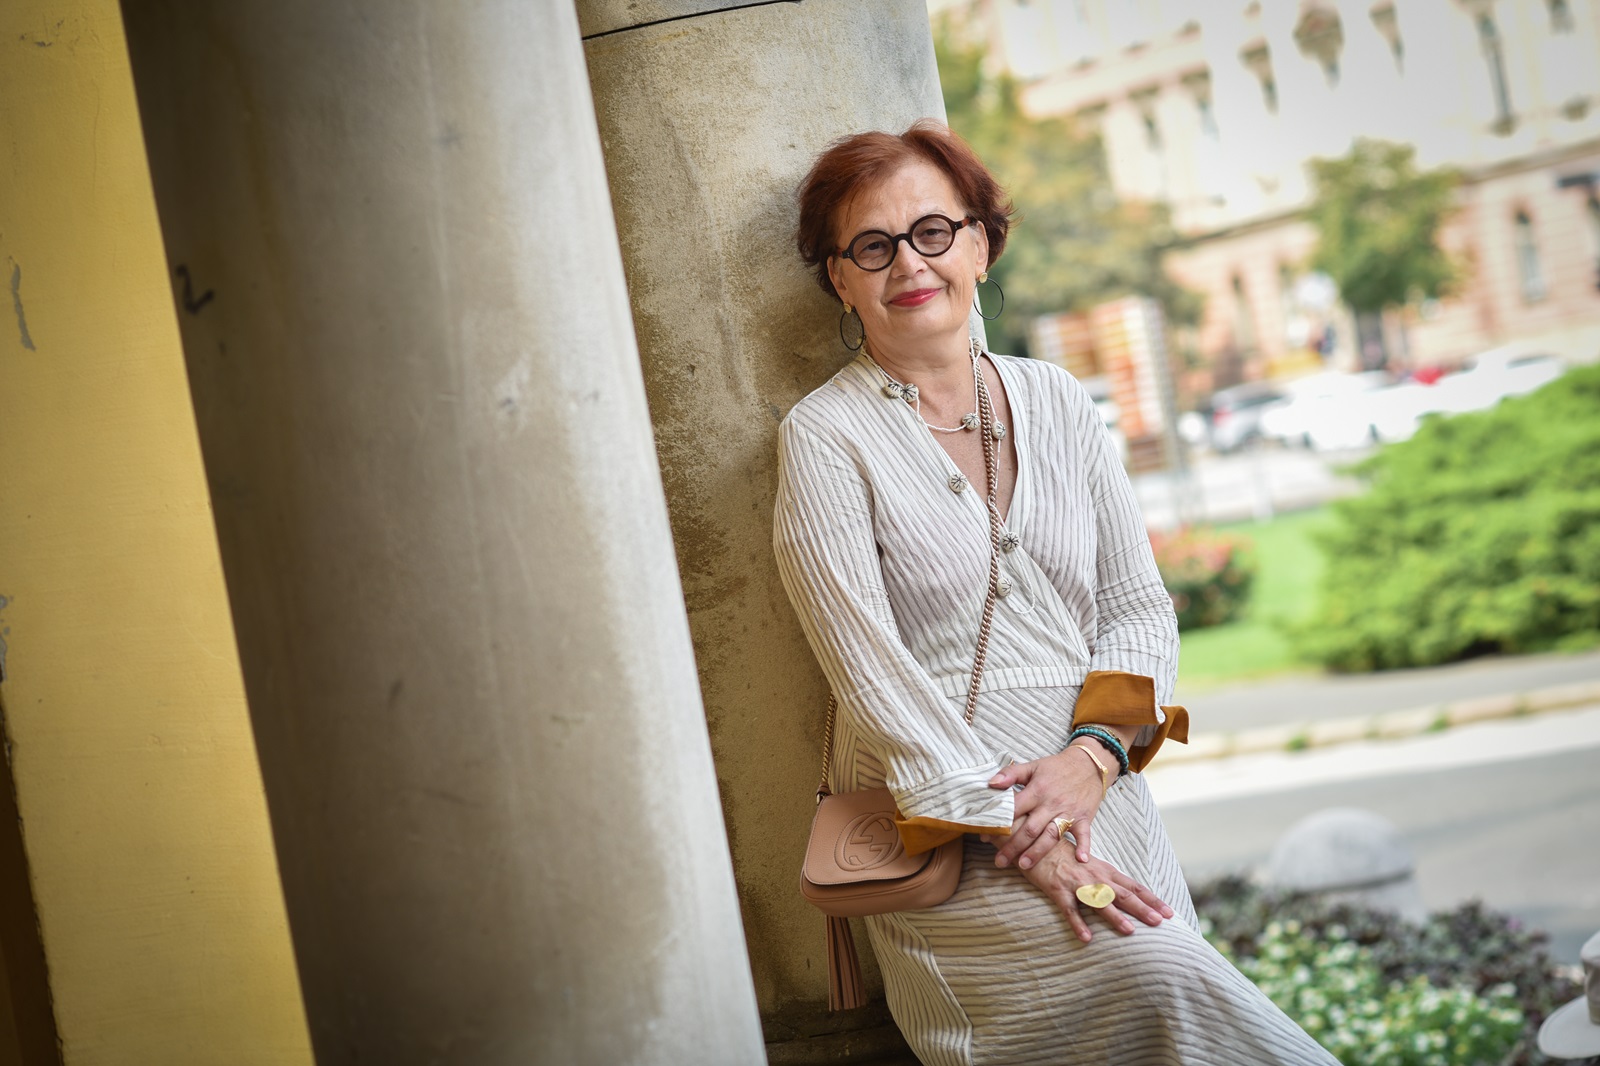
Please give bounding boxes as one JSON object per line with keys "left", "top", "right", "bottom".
{"left": 774, "top": 414, "right": 1014, "bottom": 852}
{"left": 1072, "top": 379, "right": 1189, "bottom": 772}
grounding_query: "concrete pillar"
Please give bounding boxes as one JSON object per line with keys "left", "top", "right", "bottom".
{"left": 118, "top": 3, "right": 763, "bottom": 1063}
{"left": 579, "top": 1, "right": 945, "bottom": 1057}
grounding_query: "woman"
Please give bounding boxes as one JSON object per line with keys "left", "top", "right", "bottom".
{"left": 773, "top": 121, "right": 1338, "bottom": 1066}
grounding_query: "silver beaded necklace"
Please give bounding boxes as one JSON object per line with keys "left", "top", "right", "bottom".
{"left": 869, "top": 339, "right": 1007, "bottom": 440}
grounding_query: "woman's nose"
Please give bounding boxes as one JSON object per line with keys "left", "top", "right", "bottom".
{"left": 889, "top": 241, "right": 927, "bottom": 274}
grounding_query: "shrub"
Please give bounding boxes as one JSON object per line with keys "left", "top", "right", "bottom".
{"left": 1192, "top": 875, "right": 1583, "bottom": 1066}
{"left": 1149, "top": 526, "right": 1257, "bottom": 630}
{"left": 1296, "top": 364, "right": 1600, "bottom": 671}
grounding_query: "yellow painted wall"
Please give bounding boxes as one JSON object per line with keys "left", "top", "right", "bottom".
{"left": 0, "top": 3, "right": 312, "bottom": 1063}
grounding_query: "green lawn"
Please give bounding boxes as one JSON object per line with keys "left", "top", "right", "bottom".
{"left": 1174, "top": 508, "right": 1332, "bottom": 690}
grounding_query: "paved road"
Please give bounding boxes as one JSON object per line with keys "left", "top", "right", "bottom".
{"left": 1132, "top": 445, "right": 1368, "bottom": 529}
{"left": 1176, "top": 647, "right": 1600, "bottom": 735}
{"left": 1154, "top": 709, "right": 1600, "bottom": 963}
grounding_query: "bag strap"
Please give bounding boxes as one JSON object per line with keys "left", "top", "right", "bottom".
{"left": 817, "top": 346, "right": 1006, "bottom": 799}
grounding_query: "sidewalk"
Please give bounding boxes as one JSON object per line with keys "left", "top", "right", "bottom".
{"left": 1165, "top": 647, "right": 1600, "bottom": 763}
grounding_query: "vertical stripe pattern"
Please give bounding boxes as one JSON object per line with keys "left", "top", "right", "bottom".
{"left": 775, "top": 353, "right": 1338, "bottom": 1065}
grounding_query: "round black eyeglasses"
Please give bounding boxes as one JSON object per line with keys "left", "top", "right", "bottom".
{"left": 839, "top": 214, "right": 976, "bottom": 272}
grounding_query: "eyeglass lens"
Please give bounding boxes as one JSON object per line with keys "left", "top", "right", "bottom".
{"left": 846, "top": 215, "right": 961, "bottom": 271}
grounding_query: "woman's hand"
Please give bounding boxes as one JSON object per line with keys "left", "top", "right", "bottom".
{"left": 1021, "top": 847, "right": 1173, "bottom": 943}
{"left": 983, "top": 745, "right": 1106, "bottom": 869}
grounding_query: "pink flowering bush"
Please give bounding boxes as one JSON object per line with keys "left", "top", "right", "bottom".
{"left": 1148, "top": 526, "right": 1257, "bottom": 630}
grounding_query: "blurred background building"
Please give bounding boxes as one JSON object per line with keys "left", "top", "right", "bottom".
{"left": 930, "top": 0, "right": 1600, "bottom": 394}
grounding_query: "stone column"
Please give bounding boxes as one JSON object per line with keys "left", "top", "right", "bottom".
{"left": 579, "top": 2, "right": 945, "bottom": 1058}
{"left": 118, "top": 3, "right": 763, "bottom": 1063}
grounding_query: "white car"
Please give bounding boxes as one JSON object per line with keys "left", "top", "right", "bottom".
{"left": 1429, "top": 349, "right": 1567, "bottom": 416}
{"left": 1258, "top": 371, "right": 1391, "bottom": 451}
{"left": 1369, "top": 349, "right": 1567, "bottom": 443}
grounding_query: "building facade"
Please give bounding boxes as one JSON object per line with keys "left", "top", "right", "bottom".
{"left": 933, "top": 0, "right": 1600, "bottom": 396}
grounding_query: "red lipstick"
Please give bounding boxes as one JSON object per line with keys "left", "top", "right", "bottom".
{"left": 890, "top": 288, "right": 940, "bottom": 307}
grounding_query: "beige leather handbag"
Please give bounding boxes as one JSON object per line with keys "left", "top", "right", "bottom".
{"left": 798, "top": 354, "right": 1006, "bottom": 1010}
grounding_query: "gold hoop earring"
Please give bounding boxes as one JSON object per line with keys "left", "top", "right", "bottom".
{"left": 978, "top": 271, "right": 988, "bottom": 284}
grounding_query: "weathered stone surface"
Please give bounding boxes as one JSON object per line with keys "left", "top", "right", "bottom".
{"left": 580, "top": 0, "right": 945, "bottom": 1021}
{"left": 578, "top": 0, "right": 755, "bottom": 38}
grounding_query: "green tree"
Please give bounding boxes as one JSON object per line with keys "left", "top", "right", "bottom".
{"left": 935, "top": 20, "right": 1196, "bottom": 356}
{"left": 1306, "top": 139, "right": 1462, "bottom": 316}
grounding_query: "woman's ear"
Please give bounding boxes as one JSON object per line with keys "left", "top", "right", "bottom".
{"left": 826, "top": 255, "right": 851, "bottom": 306}
{"left": 972, "top": 220, "right": 991, "bottom": 275}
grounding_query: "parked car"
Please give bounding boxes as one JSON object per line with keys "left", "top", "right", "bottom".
{"left": 1369, "top": 349, "right": 1567, "bottom": 443}
{"left": 1207, "top": 381, "right": 1286, "bottom": 453}
{"left": 1430, "top": 348, "right": 1566, "bottom": 414}
{"left": 1258, "top": 371, "right": 1391, "bottom": 451}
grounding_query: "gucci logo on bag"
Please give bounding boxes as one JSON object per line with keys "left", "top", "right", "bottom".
{"left": 836, "top": 812, "right": 905, "bottom": 871}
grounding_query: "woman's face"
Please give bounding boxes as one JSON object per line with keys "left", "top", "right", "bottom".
{"left": 826, "top": 160, "right": 989, "bottom": 358}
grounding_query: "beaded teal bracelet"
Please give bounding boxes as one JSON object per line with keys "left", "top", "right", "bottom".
{"left": 1070, "top": 725, "right": 1130, "bottom": 777}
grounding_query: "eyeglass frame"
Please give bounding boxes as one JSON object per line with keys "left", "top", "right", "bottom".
{"left": 836, "top": 213, "right": 978, "bottom": 272}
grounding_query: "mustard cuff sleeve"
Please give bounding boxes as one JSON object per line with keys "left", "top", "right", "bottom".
{"left": 893, "top": 816, "right": 1010, "bottom": 857}
{"left": 1075, "top": 670, "right": 1189, "bottom": 774}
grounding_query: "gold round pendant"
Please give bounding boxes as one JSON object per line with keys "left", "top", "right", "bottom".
{"left": 1075, "top": 883, "right": 1115, "bottom": 909}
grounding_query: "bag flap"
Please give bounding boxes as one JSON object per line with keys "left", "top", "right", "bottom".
{"left": 802, "top": 787, "right": 932, "bottom": 886}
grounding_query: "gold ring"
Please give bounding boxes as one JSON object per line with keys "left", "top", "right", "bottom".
{"left": 1076, "top": 883, "right": 1115, "bottom": 909}
{"left": 1052, "top": 816, "right": 1074, "bottom": 839}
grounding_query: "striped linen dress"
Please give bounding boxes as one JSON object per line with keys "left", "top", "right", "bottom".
{"left": 774, "top": 351, "right": 1339, "bottom": 1066}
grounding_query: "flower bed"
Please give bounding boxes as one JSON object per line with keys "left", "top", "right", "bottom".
{"left": 1149, "top": 526, "right": 1257, "bottom": 630}
{"left": 1192, "top": 875, "right": 1583, "bottom": 1066}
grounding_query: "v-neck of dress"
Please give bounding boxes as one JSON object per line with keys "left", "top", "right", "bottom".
{"left": 859, "top": 351, "right": 1030, "bottom": 531}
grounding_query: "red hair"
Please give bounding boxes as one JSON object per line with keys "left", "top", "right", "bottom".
{"left": 795, "top": 119, "right": 1013, "bottom": 301}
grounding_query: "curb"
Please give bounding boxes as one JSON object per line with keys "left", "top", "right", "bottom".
{"left": 1159, "top": 679, "right": 1600, "bottom": 765}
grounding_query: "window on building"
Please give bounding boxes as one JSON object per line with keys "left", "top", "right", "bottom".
{"left": 1131, "top": 88, "right": 1168, "bottom": 198}
{"left": 1232, "top": 274, "right": 1259, "bottom": 353}
{"left": 1477, "top": 13, "right": 1515, "bottom": 132}
{"left": 1184, "top": 71, "right": 1221, "bottom": 141}
{"left": 1588, "top": 195, "right": 1600, "bottom": 290}
{"left": 1371, "top": 3, "right": 1404, "bottom": 72}
{"left": 1241, "top": 44, "right": 1278, "bottom": 114}
{"left": 1133, "top": 89, "right": 1163, "bottom": 150}
{"left": 1549, "top": 0, "right": 1576, "bottom": 33}
{"left": 1514, "top": 211, "right": 1547, "bottom": 302}
{"left": 1294, "top": 5, "right": 1345, "bottom": 88}
{"left": 1277, "top": 263, "right": 1298, "bottom": 347}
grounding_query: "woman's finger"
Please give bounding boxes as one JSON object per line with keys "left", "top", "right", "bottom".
{"left": 988, "top": 759, "right": 1033, "bottom": 789}
{"left": 1094, "top": 897, "right": 1138, "bottom": 936}
{"left": 1106, "top": 882, "right": 1163, "bottom": 928}
{"left": 993, "top": 812, "right": 1043, "bottom": 868}
{"left": 1072, "top": 818, "right": 1094, "bottom": 863}
{"left": 1015, "top": 814, "right": 1072, "bottom": 871}
{"left": 1118, "top": 876, "right": 1174, "bottom": 920}
{"left": 1056, "top": 893, "right": 1093, "bottom": 942}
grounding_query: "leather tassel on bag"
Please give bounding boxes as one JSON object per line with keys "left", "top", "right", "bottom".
{"left": 826, "top": 915, "right": 867, "bottom": 1011}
